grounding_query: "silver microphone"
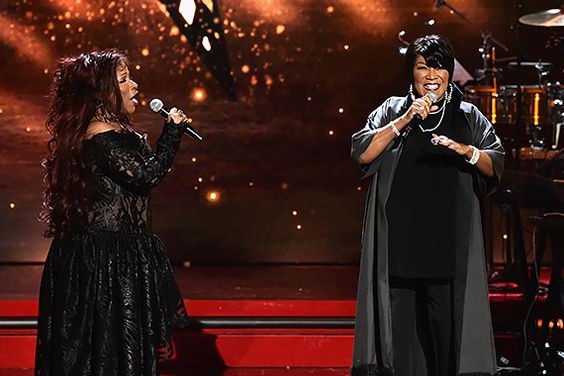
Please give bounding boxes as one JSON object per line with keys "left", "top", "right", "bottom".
{"left": 403, "top": 92, "right": 439, "bottom": 139}
{"left": 150, "top": 98, "right": 203, "bottom": 142}
{"left": 414, "top": 91, "right": 438, "bottom": 120}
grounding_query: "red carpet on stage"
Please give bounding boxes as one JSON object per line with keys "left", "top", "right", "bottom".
{"left": 0, "top": 264, "right": 558, "bottom": 373}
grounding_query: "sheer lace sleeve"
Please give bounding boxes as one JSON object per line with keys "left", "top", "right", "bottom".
{"left": 90, "top": 121, "right": 187, "bottom": 189}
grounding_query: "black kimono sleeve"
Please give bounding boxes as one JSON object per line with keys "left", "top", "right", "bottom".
{"left": 468, "top": 104, "right": 505, "bottom": 196}
{"left": 91, "top": 121, "right": 187, "bottom": 189}
{"left": 351, "top": 97, "right": 394, "bottom": 179}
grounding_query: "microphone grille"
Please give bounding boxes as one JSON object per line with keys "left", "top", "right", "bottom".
{"left": 149, "top": 98, "right": 163, "bottom": 113}
{"left": 427, "top": 92, "right": 438, "bottom": 103}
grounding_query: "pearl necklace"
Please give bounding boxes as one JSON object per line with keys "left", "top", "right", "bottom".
{"left": 410, "top": 84, "right": 453, "bottom": 133}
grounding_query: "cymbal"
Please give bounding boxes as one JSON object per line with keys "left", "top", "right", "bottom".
{"left": 519, "top": 8, "right": 564, "bottom": 27}
{"left": 507, "top": 61, "right": 552, "bottom": 68}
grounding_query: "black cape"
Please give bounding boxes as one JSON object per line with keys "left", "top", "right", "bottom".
{"left": 350, "top": 95, "right": 505, "bottom": 376}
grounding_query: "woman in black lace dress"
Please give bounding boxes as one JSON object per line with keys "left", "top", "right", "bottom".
{"left": 36, "top": 49, "right": 190, "bottom": 375}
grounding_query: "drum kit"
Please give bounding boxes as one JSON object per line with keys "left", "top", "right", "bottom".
{"left": 463, "top": 7, "right": 564, "bottom": 152}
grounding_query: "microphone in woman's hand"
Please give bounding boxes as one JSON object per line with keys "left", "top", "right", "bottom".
{"left": 149, "top": 98, "right": 203, "bottom": 142}
{"left": 414, "top": 91, "right": 438, "bottom": 120}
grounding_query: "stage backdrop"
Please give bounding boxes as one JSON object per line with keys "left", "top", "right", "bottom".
{"left": 0, "top": 0, "right": 560, "bottom": 263}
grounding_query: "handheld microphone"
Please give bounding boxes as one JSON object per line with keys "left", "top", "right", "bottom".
{"left": 403, "top": 91, "right": 438, "bottom": 138}
{"left": 149, "top": 98, "right": 203, "bottom": 142}
{"left": 414, "top": 91, "right": 438, "bottom": 120}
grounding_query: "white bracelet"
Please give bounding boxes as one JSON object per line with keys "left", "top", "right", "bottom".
{"left": 390, "top": 120, "right": 401, "bottom": 137}
{"left": 466, "top": 145, "right": 480, "bottom": 165}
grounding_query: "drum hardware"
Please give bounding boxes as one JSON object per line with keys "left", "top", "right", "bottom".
{"left": 435, "top": 0, "right": 509, "bottom": 88}
{"left": 546, "top": 34, "right": 564, "bottom": 49}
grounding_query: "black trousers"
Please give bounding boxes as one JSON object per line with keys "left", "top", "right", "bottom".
{"left": 390, "top": 276, "right": 455, "bottom": 376}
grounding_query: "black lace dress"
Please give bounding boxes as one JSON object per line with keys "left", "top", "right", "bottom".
{"left": 35, "top": 121, "right": 190, "bottom": 376}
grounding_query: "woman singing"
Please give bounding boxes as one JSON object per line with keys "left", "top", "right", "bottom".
{"left": 351, "top": 35, "right": 504, "bottom": 376}
{"left": 36, "top": 49, "right": 190, "bottom": 375}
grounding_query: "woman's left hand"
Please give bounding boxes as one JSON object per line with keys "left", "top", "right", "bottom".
{"left": 168, "top": 107, "right": 188, "bottom": 125}
{"left": 431, "top": 133, "right": 470, "bottom": 156}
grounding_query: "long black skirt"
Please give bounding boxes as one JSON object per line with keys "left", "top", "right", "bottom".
{"left": 34, "top": 230, "right": 189, "bottom": 376}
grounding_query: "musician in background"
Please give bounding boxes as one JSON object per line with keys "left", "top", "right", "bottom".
{"left": 350, "top": 34, "right": 505, "bottom": 376}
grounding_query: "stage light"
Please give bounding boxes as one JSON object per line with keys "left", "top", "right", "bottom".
{"left": 537, "top": 319, "right": 543, "bottom": 328}
{"left": 198, "top": 177, "right": 204, "bottom": 183}
{"left": 248, "top": 181, "right": 254, "bottom": 187}
{"left": 338, "top": 107, "right": 344, "bottom": 114}
{"left": 281, "top": 182, "right": 289, "bottom": 190}
{"left": 292, "top": 210, "right": 298, "bottom": 216}
{"left": 9, "top": 203, "right": 15, "bottom": 209}
{"left": 426, "top": 18, "right": 436, "bottom": 26}
{"left": 357, "top": 186, "right": 362, "bottom": 191}
{"left": 344, "top": 44, "right": 349, "bottom": 50}
{"left": 327, "top": 6, "right": 335, "bottom": 13}
{"left": 192, "top": 88, "right": 207, "bottom": 102}
{"left": 202, "top": 36, "right": 212, "bottom": 51}
{"left": 265, "top": 75, "right": 273, "bottom": 86}
{"left": 201, "top": 0, "right": 214, "bottom": 12}
{"left": 296, "top": 224, "right": 302, "bottom": 230}
{"left": 206, "top": 190, "right": 221, "bottom": 203}
{"left": 170, "top": 26, "right": 180, "bottom": 36}
{"left": 241, "top": 65, "right": 250, "bottom": 73}
{"left": 179, "top": 0, "right": 197, "bottom": 25}
{"left": 399, "top": 30, "right": 406, "bottom": 37}
{"left": 276, "top": 25, "right": 285, "bottom": 34}
{"left": 328, "top": 130, "right": 335, "bottom": 136}
{"left": 141, "top": 48, "right": 149, "bottom": 56}
{"left": 502, "top": 234, "right": 508, "bottom": 240}
{"left": 25, "top": 127, "right": 31, "bottom": 132}
{"left": 397, "top": 46, "right": 408, "bottom": 55}
{"left": 307, "top": 96, "right": 312, "bottom": 102}
{"left": 191, "top": 157, "right": 197, "bottom": 163}
{"left": 534, "top": 93, "right": 540, "bottom": 125}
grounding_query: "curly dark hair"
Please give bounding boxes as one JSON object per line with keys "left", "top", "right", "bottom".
{"left": 405, "top": 34, "right": 455, "bottom": 84}
{"left": 41, "top": 49, "right": 132, "bottom": 237}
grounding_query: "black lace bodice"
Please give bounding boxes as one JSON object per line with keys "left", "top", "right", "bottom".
{"left": 82, "top": 121, "right": 186, "bottom": 234}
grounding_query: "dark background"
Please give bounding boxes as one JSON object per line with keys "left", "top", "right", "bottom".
{"left": 0, "top": 0, "right": 560, "bottom": 263}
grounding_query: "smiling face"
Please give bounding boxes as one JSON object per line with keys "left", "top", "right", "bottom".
{"left": 116, "top": 64, "right": 138, "bottom": 114}
{"left": 412, "top": 55, "right": 449, "bottom": 100}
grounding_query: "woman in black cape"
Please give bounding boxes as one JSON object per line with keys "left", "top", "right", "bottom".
{"left": 351, "top": 35, "right": 505, "bottom": 376}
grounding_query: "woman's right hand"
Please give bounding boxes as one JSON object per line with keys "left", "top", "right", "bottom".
{"left": 405, "top": 96, "right": 437, "bottom": 121}
{"left": 168, "top": 107, "right": 188, "bottom": 125}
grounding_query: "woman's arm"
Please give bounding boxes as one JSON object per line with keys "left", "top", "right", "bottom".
{"left": 431, "top": 134, "right": 495, "bottom": 177}
{"left": 353, "top": 95, "right": 436, "bottom": 165}
{"left": 90, "top": 108, "right": 189, "bottom": 189}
